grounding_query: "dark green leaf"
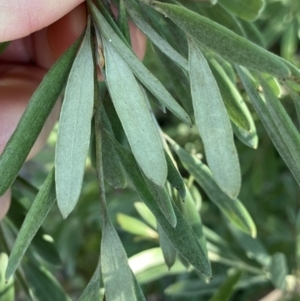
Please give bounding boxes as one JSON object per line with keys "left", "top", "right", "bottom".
{"left": 0, "top": 36, "right": 81, "bottom": 196}
{"left": 151, "top": 2, "right": 289, "bottom": 77}
{"left": 6, "top": 169, "right": 56, "bottom": 280}
{"left": 117, "top": 0, "right": 131, "bottom": 44}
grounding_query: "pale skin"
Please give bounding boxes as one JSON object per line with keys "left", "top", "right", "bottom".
{"left": 0, "top": 1, "right": 147, "bottom": 219}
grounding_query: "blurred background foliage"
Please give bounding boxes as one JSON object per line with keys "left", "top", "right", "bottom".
{"left": 1, "top": 0, "right": 300, "bottom": 300}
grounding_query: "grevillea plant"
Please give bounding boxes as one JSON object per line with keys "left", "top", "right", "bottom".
{"left": 0, "top": 0, "right": 300, "bottom": 299}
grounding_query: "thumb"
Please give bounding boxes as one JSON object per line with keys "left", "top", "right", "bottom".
{"left": 0, "top": 0, "right": 84, "bottom": 42}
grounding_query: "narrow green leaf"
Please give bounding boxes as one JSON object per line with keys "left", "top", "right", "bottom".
{"left": 169, "top": 139, "right": 256, "bottom": 237}
{"left": 0, "top": 37, "right": 81, "bottom": 196}
{"left": 24, "top": 261, "right": 71, "bottom": 301}
{"left": 117, "top": 0, "right": 131, "bottom": 44}
{"left": 77, "top": 261, "right": 101, "bottom": 301}
{"left": 236, "top": 66, "right": 300, "bottom": 189}
{"left": 188, "top": 37, "right": 241, "bottom": 199}
{"left": 165, "top": 151, "right": 186, "bottom": 199}
{"left": 104, "top": 130, "right": 211, "bottom": 278}
{"left": 0, "top": 253, "right": 14, "bottom": 301}
{"left": 295, "top": 210, "right": 300, "bottom": 270}
{"left": 228, "top": 225, "right": 271, "bottom": 266}
{"left": 101, "top": 217, "right": 139, "bottom": 301}
{"left": 117, "top": 213, "right": 158, "bottom": 239}
{"left": 151, "top": 2, "right": 289, "bottom": 77}
{"left": 209, "top": 59, "right": 251, "bottom": 131}
{"left": 232, "top": 121, "right": 258, "bottom": 150}
{"left": 286, "top": 79, "right": 300, "bottom": 126}
{"left": 218, "top": 0, "right": 265, "bottom": 21}
{"left": 103, "top": 37, "right": 167, "bottom": 187}
{"left": 55, "top": 20, "right": 94, "bottom": 218}
{"left": 99, "top": 105, "right": 127, "bottom": 188}
{"left": 134, "top": 202, "right": 157, "bottom": 229}
{"left": 125, "top": 0, "right": 188, "bottom": 70}
{"left": 259, "top": 74, "right": 300, "bottom": 187}
{"left": 238, "top": 19, "right": 265, "bottom": 47}
{"left": 157, "top": 223, "right": 177, "bottom": 269}
{"left": 89, "top": 1, "right": 192, "bottom": 125}
{"left": 6, "top": 169, "right": 56, "bottom": 281}
{"left": 0, "top": 42, "right": 9, "bottom": 55}
{"left": 268, "top": 253, "right": 287, "bottom": 290}
{"left": 208, "top": 270, "right": 242, "bottom": 301}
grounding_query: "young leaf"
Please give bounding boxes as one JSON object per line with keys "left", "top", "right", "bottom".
{"left": 157, "top": 223, "right": 177, "bottom": 270}
{"left": 151, "top": 2, "right": 289, "bottom": 77}
{"left": 55, "top": 20, "right": 94, "bottom": 218}
{"left": 117, "top": 213, "right": 158, "bottom": 239}
{"left": 77, "top": 260, "right": 101, "bottom": 301}
{"left": 236, "top": 67, "right": 300, "bottom": 187}
{"left": 103, "top": 37, "right": 167, "bottom": 187}
{"left": 89, "top": 1, "right": 192, "bottom": 125}
{"left": 134, "top": 202, "right": 157, "bottom": 229}
{"left": 188, "top": 37, "right": 241, "bottom": 199}
{"left": 104, "top": 130, "right": 211, "bottom": 279}
{"left": 0, "top": 36, "right": 81, "bottom": 196}
{"left": 0, "top": 253, "right": 14, "bottom": 301}
{"left": 6, "top": 169, "right": 56, "bottom": 281}
{"left": 168, "top": 139, "right": 256, "bottom": 237}
{"left": 208, "top": 270, "right": 242, "bottom": 301}
{"left": 125, "top": 0, "right": 188, "bottom": 70}
{"left": 218, "top": 0, "right": 265, "bottom": 21}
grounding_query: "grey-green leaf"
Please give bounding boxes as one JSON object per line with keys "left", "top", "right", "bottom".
{"left": 104, "top": 130, "right": 211, "bottom": 278}
{"left": 151, "top": 2, "right": 289, "bottom": 77}
{"left": 125, "top": 0, "right": 188, "bottom": 70}
{"left": 188, "top": 37, "right": 241, "bottom": 199}
{"left": 55, "top": 21, "right": 94, "bottom": 218}
{"left": 0, "top": 37, "right": 81, "bottom": 196}
{"left": 268, "top": 253, "right": 287, "bottom": 290}
{"left": 101, "top": 218, "right": 139, "bottom": 301}
{"left": 134, "top": 202, "right": 157, "bottom": 229}
{"left": 157, "top": 223, "right": 177, "bottom": 269}
{"left": 77, "top": 261, "right": 101, "bottom": 301}
{"left": 237, "top": 67, "right": 300, "bottom": 188}
{"left": 169, "top": 139, "right": 256, "bottom": 237}
{"left": 6, "top": 169, "right": 56, "bottom": 281}
{"left": 218, "top": 0, "right": 265, "bottom": 21}
{"left": 89, "top": 1, "right": 192, "bottom": 125}
{"left": 103, "top": 37, "right": 167, "bottom": 187}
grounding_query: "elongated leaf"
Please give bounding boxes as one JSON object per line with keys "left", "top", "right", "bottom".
{"left": 151, "top": 2, "right": 289, "bottom": 77}
{"left": 6, "top": 169, "right": 56, "bottom": 280}
{"left": 268, "top": 253, "right": 287, "bottom": 290}
{"left": 209, "top": 58, "right": 251, "bottom": 131}
{"left": 188, "top": 37, "right": 241, "bottom": 199}
{"left": 117, "top": 213, "right": 158, "bottom": 239}
{"left": 286, "top": 82, "right": 300, "bottom": 127}
{"left": 103, "top": 130, "right": 211, "bottom": 278}
{"left": 238, "top": 19, "right": 265, "bottom": 47}
{"left": 117, "top": 0, "right": 131, "bottom": 44}
{"left": 125, "top": 0, "right": 188, "bottom": 70}
{"left": 134, "top": 202, "right": 157, "bottom": 229}
{"left": 89, "top": 2, "right": 192, "bottom": 125}
{"left": 169, "top": 139, "right": 256, "bottom": 237}
{"left": 157, "top": 223, "right": 177, "bottom": 269}
{"left": 165, "top": 151, "right": 186, "bottom": 199}
{"left": 55, "top": 21, "right": 94, "bottom": 218}
{"left": 208, "top": 270, "right": 242, "bottom": 301}
{"left": 218, "top": 0, "right": 265, "bottom": 21}
{"left": 0, "top": 253, "right": 14, "bottom": 301}
{"left": 101, "top": 217, "right": 139, "bottom": 301}
{"left": 237, "top": 67, "right": 300, "bottom": 188}
{"left": 103, "top": 38, "right": 167, "bottom": 187}
{"left": 24, "top": 261, "right": 71, "bottom": 301}
{"left": 77, "top": 261, "right": 101, "bottom": 301}
{"left": 0, "top": 37, "right": 81, "bottom": 196}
